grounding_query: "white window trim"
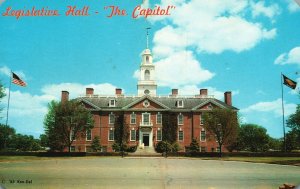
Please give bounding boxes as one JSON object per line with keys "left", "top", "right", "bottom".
{"left": 109, "top": 113, "right": 115, "bottom": 125}
{"left": 109, "top": 99, "right": 116, "bottom": 107}
{"left": 130, "top": 113, "right": 136, "bottom": 124}
{"left": 200, "top": 114, "right": 204, "bottom": 125}
{"left": 178, "top": 113, "right": 183, "bottom": 125}
{"left": 86, "top": 129, "right": 92, "bottom": 141}
{"left": 200, "top": 129, "right": 206, "bottom": 142}
{"left": 130, "top": 129, "right": 136, "bottom": 141}
{"left": 156, "top": 112, "right": 162, "bottom": 124}
{"left": 142, "top": 112, "right": 151, "bottom": 125}
{"left": 156, "top": 129, "right": 162, "bottom": 141}
{"left": 70, "top": 129, "right": 76, "bottom": 141}
{"left": 178, "top": 131, "right": 184, "bottom": 141}
{"left": 177, "top": 100, "right": 184, "bottom": 108}
{"left": 108, "top": 129, "right": 114, "bottom": 141}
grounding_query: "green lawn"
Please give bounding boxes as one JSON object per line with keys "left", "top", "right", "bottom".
{"left": 200, "top": 157, "right": 300, "bottom": 166}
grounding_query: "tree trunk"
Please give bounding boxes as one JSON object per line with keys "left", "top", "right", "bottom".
{"left": 219, "top": 143, "right": 222, "bottom": 157}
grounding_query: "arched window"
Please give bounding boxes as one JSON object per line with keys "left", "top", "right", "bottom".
{"left": 144, "top": 70, "right": 150, "bottom": 80}
{"left": 146, "top": 56, "right": 149, "bottom": 64}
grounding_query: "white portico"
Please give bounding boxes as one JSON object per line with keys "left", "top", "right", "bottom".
{"left": 139, "top": 111, "right": 154, "bottom": 148}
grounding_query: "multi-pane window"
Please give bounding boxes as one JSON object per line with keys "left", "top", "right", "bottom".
{"left": 157, "top": 130, "right": 162, "bottom": 141}
{"left": 109, "top": 99, "right": 116, "bottom": 107}
{"left": 142, "top": 113, "right": 150, "bottom": 125}
{"left": 108, "top": 130, "right": 114, "bottom": 141}
{"left": 156, "top": 112, "right": 162, "bottom": 124}
{"left": 86, "top": 129, "right": 92, "bottom": 141}
{"left": 130, "top": 113, "right": 136, "bottom": 124}
{"left": 200, "top": 130, "right": 206, "bottom": 141}
{"left": 178, "top": 131, "right": 184, "bottom": 141}
{"left": 70, "top": 129, "right": 76, "bottom": 141}
{"left": 178, "top": 113, "right": 183, "bottom": 125}
{"left": 200, "top": 114, "right": 204, "bottom": 125}
{"left": 109, "top": 113, "right": 115, "bottom": 124}
{"left": 177, "top": 100, "right": 184, "bottom": 108}
{"left": 200, "top": 147, "right": 206, "bottom": 152}
{"left": 70, "top": 146, "right": 75, "bottom": 152}
{"left": 130, "top": 130, "right": 136, "bottom": 141}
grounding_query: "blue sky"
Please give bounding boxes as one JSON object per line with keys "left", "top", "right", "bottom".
{"left": 0, "top": 0, "right": 300, "bottom": 138}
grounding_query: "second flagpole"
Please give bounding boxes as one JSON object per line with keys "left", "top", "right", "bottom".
{"left": 280, "top": 72, "right": 286, "bottom": 152}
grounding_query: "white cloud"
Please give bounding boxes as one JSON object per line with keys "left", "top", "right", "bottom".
{"left": 0, "top": 66, "right": 27, "bottom": 81}
{"left": 274, "top": 46, "right": 300, "bottom": 66}
{"left": 0, "top": 66, "right": 11, "bottom": 77}
{"left": 154, "top": 51, "right": 214, "bottom": 87}
{"left": 42, "top": 83, "right": 118, "bottom": 99}
{"left": 251, "top": 1, "right": 280, "bottom": 19}
{"left": 287, "top": 0, "right": 300, "bottom": 12}
{"left": 0, "top": 82, "right": 118, "bottom": 137}
{"left": 151, "top": 0, "right": 277, "bottom": 54}
{"left": 241, "top": 98, "right": 297, "bottom": 117}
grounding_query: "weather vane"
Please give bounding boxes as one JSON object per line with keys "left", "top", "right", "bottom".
{"left": 146, "top": 27, "right": 151, "bottom": 49}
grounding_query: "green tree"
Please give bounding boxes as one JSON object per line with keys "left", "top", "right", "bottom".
{"left": 9, "top": 134, "right": 41, "bottom": 151}
{"left": 44, "top": 100, "right": 94, "bottom": 152}
{"left": 203, "top": 108, "right": 239, "bottom": 156}
{"left": 286, "top": 105, "right": 300, "bottom": 150}
{"left": 0, "top": 124, "right": 15, "bottom": 150}
{"left": 238, "top": 124, "right": 270, "bottom": 152}
{"left": 91, "top": 136, "right": 102, "bottom": 152}
{"left": 39, "top": 134, "right": 49, "bottom": 148}
{"left": 189, "top": 138, "right": 200, "bottom": 153}
{"left": 162, "top": 113, "right": 178, "bottom": 143}
{"left": 285, "top": 130, "right": 299, "bottom": 152}
{"left": 114, "top": 113, "right": 129, "bottom": 153}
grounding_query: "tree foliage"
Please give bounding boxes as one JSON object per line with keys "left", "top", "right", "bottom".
{"left": 114, "top": 113, "right": 129, "bottom": 146}
{"left": 238, "top": 124, "right": 270, "bottom": 152}
{"left": 9, "top": 134, "right": 41, "bottom": 151}
{"left": 91, "top": 136, "right": 102, "bottom": 152}
{"left": 189, "top": 138, "right": 200, "bottom": 152}
{"left": 203, "top": 108, "right": 239, "bottom": 156}
{"left": 286, "top": 104, "right": 300, "bottom": 151}
{"left": 0, "top": 124, "right": 16, "bottom": 150}
{"left": 44, "top": 100, "right": 94, "bottom": 152}
{"left": 162, "top": 113, "right": 178, "bottom": 143}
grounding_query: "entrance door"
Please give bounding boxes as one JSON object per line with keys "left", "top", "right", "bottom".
{"left": 143, "top": 134, "right": 149, "bottom": 146}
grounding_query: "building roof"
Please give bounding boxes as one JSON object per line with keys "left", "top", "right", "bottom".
{"left": 78, "top": 95, "right": 238, "bottom": 112}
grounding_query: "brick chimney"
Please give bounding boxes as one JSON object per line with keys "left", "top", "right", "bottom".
{"left": 115, "top": 88, "right": 122, "bottom": 96}
{"left": 86, "top": 88, "right": 94, "bottom": 95}
{"left": 172, "top": 89, "right": 178, "bottom": 96}
{"left": 61, "top": 91, "right": 69, "bottom": 104}
{"left": 224, "top": 91, "right": 232, "bottom": 106}
{"left": 200, "top": 89, "right": 208, "bottom": 96}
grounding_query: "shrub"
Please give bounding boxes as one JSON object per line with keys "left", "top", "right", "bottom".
{"left": 155, "top": 141, "right": 172, "bottom": 153}
{"left": 189, "top": 138, "right": 200, "bottom": 152}
{"left": 172, "top": 142, "right": 181, "bottom": 152}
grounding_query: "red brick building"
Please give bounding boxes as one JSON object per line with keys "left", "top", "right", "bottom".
{"left": 62, "top": 47, "right": 238, "bottom": 152}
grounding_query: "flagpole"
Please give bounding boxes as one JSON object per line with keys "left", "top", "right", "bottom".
{"left": 281, "top": 72, "right": 286, "bottom": 152}
{"left": 5, "top": 71, "right": 12, "bottom": 127}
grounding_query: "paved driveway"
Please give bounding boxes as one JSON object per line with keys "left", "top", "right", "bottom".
{"left": 0, "top": 157, "right": 299, "bottom": 189}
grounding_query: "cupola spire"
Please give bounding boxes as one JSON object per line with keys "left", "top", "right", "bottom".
{"left": 146, "top": 27, "right": 151, "bottom": 49}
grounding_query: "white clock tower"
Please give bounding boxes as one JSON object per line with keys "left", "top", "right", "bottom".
{"left": 137, "top": 29, "right": 157, "bottom": 97}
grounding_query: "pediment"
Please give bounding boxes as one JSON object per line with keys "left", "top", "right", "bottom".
{"left": 192, "top": 99, "right": 226, "bottom": 111}
{"left": 122, "top": 96, "right": 169, "bottom": 110}
{"left": 79, "top": 99, "right": 101, "bottom": 110}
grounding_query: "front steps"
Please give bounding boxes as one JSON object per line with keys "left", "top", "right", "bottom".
{"left": 128, "top": 146, "right": 162, "bottom": 157}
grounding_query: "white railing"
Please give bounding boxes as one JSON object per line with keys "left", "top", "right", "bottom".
{"left": 139, "top": 121, "right": 153, "bottom": 127}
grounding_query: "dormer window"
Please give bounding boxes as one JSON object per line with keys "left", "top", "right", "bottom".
{"left": 109, "top": 99, "right": 116, "bottom": 107}
{"left": 177, "top": 100, "right": 184, "bottom": 108}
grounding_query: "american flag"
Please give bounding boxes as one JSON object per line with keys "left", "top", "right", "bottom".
{"left": 12, "top": 72, "right": 27, "bottom": 87}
